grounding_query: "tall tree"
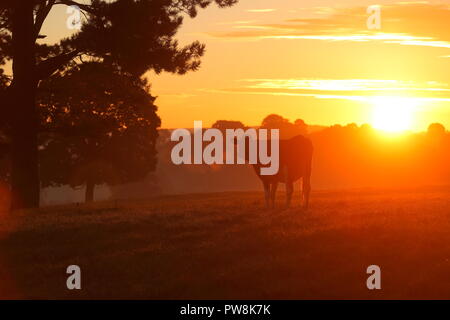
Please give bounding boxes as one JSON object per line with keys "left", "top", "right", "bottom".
{"left": 262, "top": 114, "right": 309, "bottom": 139}
{"left": 38, "top": 62, "right": 160, "bottom": 202}
{"left": 0, "top": 0, "right": 238, "bottom": 209}
{"left": 212, "top": 120, "right": 245, "bottom": 131}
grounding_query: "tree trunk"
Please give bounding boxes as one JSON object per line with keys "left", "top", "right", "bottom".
{"left": 85, "top": 181, "right": 95, "bottom": 203}
{"left": 10, "top": 2, "right": 40, "bottom": 210}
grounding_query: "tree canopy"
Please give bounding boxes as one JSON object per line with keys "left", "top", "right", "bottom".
{"left": 38, "top": 62, "right": 161, "bottom": 202}
{"left": 261, "top": 114, "right": 308, "bottom": 139}
{"left": 1, "top": 0, "right": 239, "bottom": 79}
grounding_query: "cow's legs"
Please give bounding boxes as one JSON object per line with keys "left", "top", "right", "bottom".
{"left": 302, "top": 176, "right": 311, "bottom": 209}
{"left": 286, "top": 181, "right": 294, "bottom": 208}
{"left": 270, "top": 182, "right": 278, "bottom": 208}
{"left": 263, "top": 181, "right": 271, "bottom": 208}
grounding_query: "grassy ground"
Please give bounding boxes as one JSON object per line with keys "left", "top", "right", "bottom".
{"left": 0, "top": 186, "right": 450, "bottom": 299}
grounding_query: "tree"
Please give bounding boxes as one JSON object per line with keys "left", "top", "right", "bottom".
{"left": 294, "top": 119, "right": 308, "bottom": 135}
{"left": 0, "top": 57, "right": 10, "bottom": 186}
{"left": 261, "top": 114, "right": 308, "bottom": 139}
{"left": 0, "top": 0, "right": 238, "bottom": 209}
{"left": 212, "top": 120, "right": 245, "bottom": 131}
{"left": 38, "top": 62, "right": 161, "bottom": 202}
{"left": 427, "top": 123, "right": 446, "bottom": 137}
{"left": 261, "top": 114, "right": 290, "bottom": 129}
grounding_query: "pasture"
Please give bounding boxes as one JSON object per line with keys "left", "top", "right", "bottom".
{"left": 0, "top": 186, "right": 449, "bottom": 299}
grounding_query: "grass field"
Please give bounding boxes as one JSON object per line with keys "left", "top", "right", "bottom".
{"left": 0, "top": 186, "right": 450, "bottom": 299}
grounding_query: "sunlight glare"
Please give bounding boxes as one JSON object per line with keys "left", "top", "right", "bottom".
{"left": 371, "top": 97, "right": 418, "bottom": 133}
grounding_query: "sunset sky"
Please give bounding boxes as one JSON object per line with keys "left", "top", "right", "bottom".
{"left": 43, "top": 0, "right": 450, "bottom": 131}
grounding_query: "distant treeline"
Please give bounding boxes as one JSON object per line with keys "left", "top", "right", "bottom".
{"left": 112, "top": 114, "right": 450, "bottom": 199}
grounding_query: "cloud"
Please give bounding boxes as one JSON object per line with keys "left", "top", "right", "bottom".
{"left": 208, "top": 3, "right": 450, "bottom": 50}
{"left": 217, "top": 20, "right": 257, "bottom": 26}
{"left": 198, "top": 79, "right": 450, "bottom": 103}
{"left": 240, "top": 79, "right": 450, "bottom": 92}
{"left": 246, "top": 9, "right": 276, "bottom": 13}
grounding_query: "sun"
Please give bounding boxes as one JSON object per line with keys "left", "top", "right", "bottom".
{"left": 371, "top": 96, "right": 418, "bottom": 133}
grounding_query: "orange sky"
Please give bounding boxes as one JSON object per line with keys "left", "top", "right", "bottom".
{"left": 40, "top": 0, "right": 450, "bottom": 130}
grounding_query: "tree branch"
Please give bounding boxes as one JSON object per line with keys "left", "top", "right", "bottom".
{"left": 36, "top": 50, "right": 80, "bottom": 80}
{"left": 34, "top": 0, "right": 56, "bottom": 40}
{"left": 54, "top": 1, "right": 95, "bottom": 14}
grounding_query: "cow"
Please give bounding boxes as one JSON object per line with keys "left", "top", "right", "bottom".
{"left": 253, "top": 135, "right": 313, "bottom": 209}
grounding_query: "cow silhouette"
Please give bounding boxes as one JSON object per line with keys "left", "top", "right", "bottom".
{"left": 253, "top": 135, "right": 313, "bottom": 209}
